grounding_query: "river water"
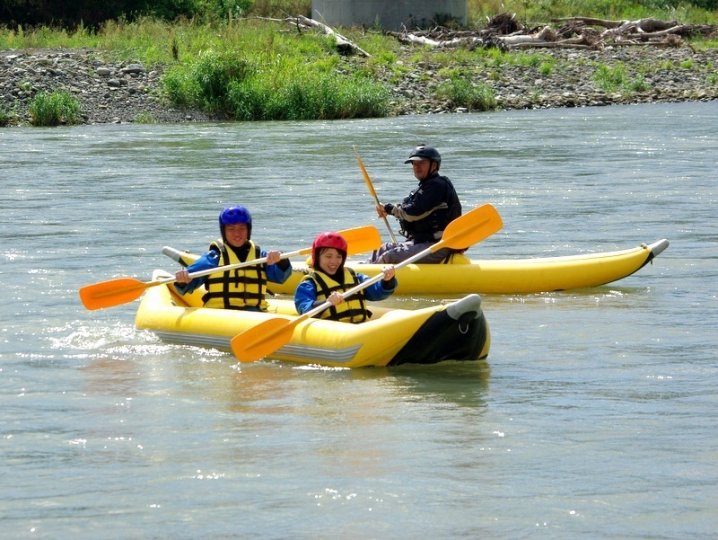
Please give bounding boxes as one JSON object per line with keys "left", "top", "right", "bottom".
{"left": 1, "top": 101, "right": 716, "bottom": 539}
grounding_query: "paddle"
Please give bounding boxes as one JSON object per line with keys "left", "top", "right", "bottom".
{"left": 353, "top": 146, "right": 398, "bottom": 245}
{"left": 231, "top": 203, "right": 503, "bottom": 363}
{"left": 78, "top": 225, "right": 382, "bottom": 311}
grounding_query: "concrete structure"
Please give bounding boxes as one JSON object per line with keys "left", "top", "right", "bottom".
{"left": 311, "top": 0, "right": 466, "bottom": 31}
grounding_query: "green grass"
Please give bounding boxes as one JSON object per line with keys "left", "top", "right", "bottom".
{"left": 628, "top": 74, "right": 651, "bottom": 92}
{"left": 694, "top": 38, "right": 718, "bottom": 50}
{"left": 594, "top": 63, "right": 628, "bottom": 92}
{"left": 0, "top": 106, "right": 12, "bottom": 126}
{"left": 133, "top": 112, "right": 159, "bottom": 123}
{"left": 594, "top": 63, "right": 653, "bottom": 94}
{"left": 436, "top": 76, "right": 497, "bottom": 111}
{"left": 467, "top": 0, "right": 717, "bottom": 25}
{"left": 163, "top": 43, "right": 389, "bottom": 120}
{"left": 28, "top": 90, "right": 83, "bottom": 126}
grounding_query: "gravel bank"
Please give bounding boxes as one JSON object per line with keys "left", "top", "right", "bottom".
{"left": 0, "top": 48, "right": 211, "bottom": 125}
{"left": 387, "top": 45, "right": 718, "bottom": 114}
{"left": 1, "top": 45, "right": 717, "bottom": 125}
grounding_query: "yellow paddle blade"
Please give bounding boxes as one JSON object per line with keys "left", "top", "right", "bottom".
{"left": 79, "top": 277, "right": 150, "bottom": 310}
{"left": 340, "top": 225, "right": 382, "bottom": 255}
{"left": 439, "top": 204, "right": 503, "bottom": 251}
{"left": 231, "top": 317, "right": 304, "bottom": 363}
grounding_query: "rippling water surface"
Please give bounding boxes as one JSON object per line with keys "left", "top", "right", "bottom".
{"left": 1, "top": 101, "right": 717, "bottom": 539}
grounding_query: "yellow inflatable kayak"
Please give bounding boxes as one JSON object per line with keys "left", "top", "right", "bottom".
{"left": 135, "top": 271, "right": 490, "bottom": 368}
{"left": 163, "top": 238, "right": 668, "bottom": 295}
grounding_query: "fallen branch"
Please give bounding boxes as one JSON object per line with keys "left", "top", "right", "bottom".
{"left": 553, "top": 16, "right": 624, "bottom": 29}
{"left": 510, "top": 41, "right": 592, "bottom": 50}
{"left": 293, "top": 15, "right": 371, "bottom": 57}
{"left": 395, "top": 33, "right": 483, "bottom": 49}
{"left": 389, "top": 14, "right": 718, "bottom": 51}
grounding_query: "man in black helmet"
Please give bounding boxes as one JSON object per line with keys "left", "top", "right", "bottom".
{"left": 370, "top": 145, "right": 462, "bottom": 264}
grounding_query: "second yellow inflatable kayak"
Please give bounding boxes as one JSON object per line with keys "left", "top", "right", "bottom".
{"left": 163, "top": 238, "right": 668, "bottom": 295}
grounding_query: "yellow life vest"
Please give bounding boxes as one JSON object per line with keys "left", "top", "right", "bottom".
{"left": 202, "top": 240, "right": 268, "bottom": 311}
{"left": 305, "top": 267, "right": 368, "bottom": 323}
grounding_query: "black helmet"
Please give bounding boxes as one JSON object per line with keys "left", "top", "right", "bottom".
{"left": 404, "top": 145, "right": 442, "bottom": 164}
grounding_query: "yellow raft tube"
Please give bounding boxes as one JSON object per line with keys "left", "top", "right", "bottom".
{"left": 135, "top": 271, "right": 490, "bottom": 368}
{"left": 314, "top": 238, "right": 670, "bottom": 295}
{"left": 163, "top": 238, "right": 668, "bottom": 296}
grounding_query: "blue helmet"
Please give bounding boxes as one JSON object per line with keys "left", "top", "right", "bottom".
{"left": 219, "top": 206, "right": 252, "bottom": 239}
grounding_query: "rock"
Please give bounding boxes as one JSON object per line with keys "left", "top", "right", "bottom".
{"left": 121, "top": 63, "right": 145, "bottom": 74}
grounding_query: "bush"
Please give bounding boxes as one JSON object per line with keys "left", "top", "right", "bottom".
{"left": 228, "top": 69, "right": 390, "bottom": 120}
{"left": 436, "top": 76, "right": 497, "bottom": 111}
{"left": 163, "top": 50, "right": 390, "bottom": 120}
{"left": 593, "top": 63, "right": 627, "bottom": 92}
{"left": 163, "top": 50, "right": 254, "bottom": 113}
{"left": 28, "top": 90, "right": 82, "bottom": 126}
{"left": 133, "top": 112, "right": 159, "bottom": 123}
{"left": 0, "top": 107, "right": 12, "bottom": 126}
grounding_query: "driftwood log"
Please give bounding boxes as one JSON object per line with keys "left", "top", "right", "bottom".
{"left": 250, "top": 15, "right": 371, "bottom": 57}
{"left": 390, "top": 13, "right": 718, "bottom": 51}
{"left": 255, "top": 13, "right": 716, "bottom": 54}
{"left": 290, "top": 15, "right": 371, "bottom": 57}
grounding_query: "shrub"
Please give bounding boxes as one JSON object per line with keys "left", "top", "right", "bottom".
{"left": 163, "top": 50, "right": 254, "bottom": 113}
{"left": 28, "top": 90, "right": 82, "bottom": 126}
{"left": 539, "top": 62, "right": 553, "bottom": 76}
{"left": 0, "top": 101, "right": 20, "bottom": 126}
{"left": 628, "top": 75, "right": 651, "bottom": 92}
{"left": 593, "top": 63, "right": 627, "bottom": 92}
{"left": 164, "top": 49, "right": 390, "bottom": 120}
{"left": 436, "top": 76, "right": 497, "bottom": 111}
{"left": 133, "top": 112, "right": 159, "bottom": 123}
{"left": 0, "top": 107, "right": 11, "bottom": 127}
{"left": 228, "top": 69, "right": 389, "bottom": 120}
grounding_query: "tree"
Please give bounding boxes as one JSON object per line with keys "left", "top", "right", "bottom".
{"left": 0, "top": 0, "right": 202, "bottom": 28}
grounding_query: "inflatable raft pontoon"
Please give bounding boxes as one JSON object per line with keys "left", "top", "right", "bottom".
{"left": 135, "top": 271, "right": 490, "bottom": 368}
{"left": 163, "top": 238, "right": 669, "bottom": 296}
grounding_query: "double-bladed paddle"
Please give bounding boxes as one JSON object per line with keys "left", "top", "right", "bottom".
{"left": 353, "top": 146, "right": 398, "bottom": 245}
{"left": 78, "top": 225, "right": 382, "bottom": 311}
{"left": 230, "top": 203, "right": 503, "bottom": 363}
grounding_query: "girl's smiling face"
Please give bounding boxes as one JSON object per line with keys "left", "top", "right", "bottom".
{"left": 318, "top": 248, "right": 344, "bottom": 275}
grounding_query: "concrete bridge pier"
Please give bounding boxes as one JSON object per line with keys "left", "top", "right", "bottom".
{"left": 311, "top": 0, "right": 467, "bottom": 30}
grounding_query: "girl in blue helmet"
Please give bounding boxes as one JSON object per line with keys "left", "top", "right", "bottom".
{"left": 174, "top": 206, "right": 292, "bottom": 311}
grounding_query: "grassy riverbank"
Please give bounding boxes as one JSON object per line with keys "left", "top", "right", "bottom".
{"left": 1, "top": 1, "right": 717, "bottom": 125}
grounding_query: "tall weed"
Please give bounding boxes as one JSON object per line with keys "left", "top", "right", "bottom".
{"left": 28, "top": 91, "right": 82, "bottom": 126}
{"left": 164, "top": 50, "right": 389, "bottom": 120}
{"left": 0, "top": 106, "right": 13, "bottom": 126}
{"left": 594, "top": 63, "right": 627, "bottom": 92}
{"left": 436, "top": 76, "right": 497, "bottom": 111}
